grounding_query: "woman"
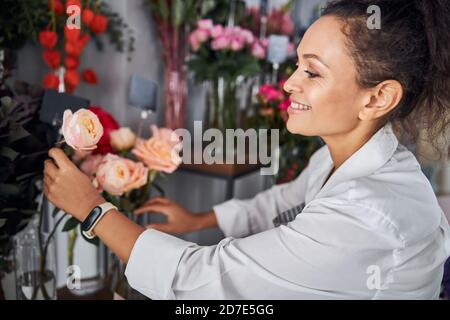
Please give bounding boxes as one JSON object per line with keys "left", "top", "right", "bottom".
{"left": 44, "top": 0, "right": 450, "bottom": 299}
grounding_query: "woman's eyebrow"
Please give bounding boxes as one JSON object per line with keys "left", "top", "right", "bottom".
{"left": 301, "top": 53, "right": 330, "bottom": 69}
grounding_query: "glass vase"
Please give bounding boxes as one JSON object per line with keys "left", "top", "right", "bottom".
{"left": 13, "top": 215, "right": 57, "bottom": 300}
{"left": 206, "top": 77, "right": 240, "bottom": 132}
{"left": 164, "top": 69, "right": 188, "bottom": 130}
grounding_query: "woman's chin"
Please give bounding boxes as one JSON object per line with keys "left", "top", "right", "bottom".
{"left": 286, "top": 118, "right": 315, "bottom": 136}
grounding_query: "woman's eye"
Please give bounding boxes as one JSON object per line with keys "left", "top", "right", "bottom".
{"left": 304, "top": 69, "right": 319, "bottom": 79}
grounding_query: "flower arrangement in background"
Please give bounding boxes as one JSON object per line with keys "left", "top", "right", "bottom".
{"left": 188, "top": 19, "right": 261, "bottom": 82}
{"left": 39, "top": 0, "right": 134, "bottom": 93}
{"left": 243, "top": 4, "right": 295, "bottom": 38}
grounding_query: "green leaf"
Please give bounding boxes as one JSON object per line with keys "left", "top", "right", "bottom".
{"left": 0, "top": 146, "right": 19, "bottom": 161}
{"left": 62, "top": 217, "right": 79, "bottom": 232}
{"left": 0, "top": 184, "right": 20, "bottom": 197}
{"left": 172, "top": 0, "right": 184, "bottom": 27}
{"left": 156, "top": 0, "right": 169, "bottom": 21}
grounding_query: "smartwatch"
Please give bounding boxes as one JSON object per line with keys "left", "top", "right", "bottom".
{"left": 81, "top": 202, "right": 118, "bottom": 239}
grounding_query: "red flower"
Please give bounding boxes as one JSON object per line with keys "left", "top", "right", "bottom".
{"left": 278, "top": 78, "right": 288, "bottom": 90}
{"left": 89, "top": 15, "right": 108, "bottom": 34}
{"left": 39, "top": 31, "right": 58, "bottom": 50}
{"left": 278, "top": 98, "right": 291, "bottom": 111}
{"left": 65, "top": 56, "right": 79, "bottom": 69}
{"left": 259, "top": 84, "right": 284, "bottom": 102}
{"left": 88, "top": 106, "right": 120, "bottom": 155}
{"left": 64, "top": 25, "right": 80, "bottom": 43}
{"left": 43, "top": 73, "right": 59, "bottom": 89}
{"left": 64, "top": 69, "right": 80, "bottom": 88}
{"left": 65, "top": 0, "right": 81, "bottom": 10}
{"left": 82, "top": 9, "right": 94, "bottom": 26}
{"left": 48, "top": 0, "right": 64, "bottom": 15}
{"left": 82, "top": 69, "right": 98, "bottom": 84}
{"left": 79, "top": 33, "right": 90, "bottom": 49}
{"left": 43, "top": 50, "right": 61, "bottom": 69}
{"left": 65, "top": 41, "right": 83, "bottom": 57}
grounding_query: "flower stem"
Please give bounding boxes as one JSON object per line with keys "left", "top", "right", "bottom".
{"left": 67, "top": 228, "right": 78, "bottom": 267}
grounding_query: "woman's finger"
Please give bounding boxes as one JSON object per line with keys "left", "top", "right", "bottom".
{"left": 48, "top": 148, "right": 73, "bottom": 170}
{"left": 142, "top": 197, "right": 170, "bottom": 206}
{"left": 134, "top": 203, "right": 169, "bottom": 216}
{"left": 44, "top": 159, "right": 58, "bottom": 179}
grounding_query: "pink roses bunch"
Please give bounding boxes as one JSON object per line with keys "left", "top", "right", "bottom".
{"left": 62, "top": 108, "right": 182, "bottom": 197}
{"left": 189, "top": 19, "right": 295, "bottom": 61}
{"left": 189, "top": 19, "right": 267, "bottom": 59}
{"left": 257, "top": 79, "right": 291, "bottom": 122}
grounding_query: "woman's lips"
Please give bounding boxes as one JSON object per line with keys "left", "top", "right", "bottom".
{"left": 288, "top": 101, "right": 312, "bottom": 114}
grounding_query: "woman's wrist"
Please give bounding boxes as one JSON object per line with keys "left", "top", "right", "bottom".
{"left": 75, "top": 195, "right": 106, "bottom": 222}
{"left": 193, "top": 210, "right": 218, "bottom": 232}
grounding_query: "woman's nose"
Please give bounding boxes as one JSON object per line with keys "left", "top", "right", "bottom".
{"left": 283, "top": 74, "right": 303, "bottom": 94}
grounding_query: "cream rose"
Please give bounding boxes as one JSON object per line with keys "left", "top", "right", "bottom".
{"left": 110, "top": 127, "right": 136, "bottom": 151}
{"left": 62, "top": 109, "right": 104, "bottom": 151}
{"left": 94, "top": 154, "right": 149, "bottom": 196}
{"left": 132, "top": 125, "right": 182, "bottom": 174}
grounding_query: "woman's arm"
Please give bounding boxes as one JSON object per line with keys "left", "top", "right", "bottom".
{"left": 43, "top": 148, "right": 219, "bottom": 263}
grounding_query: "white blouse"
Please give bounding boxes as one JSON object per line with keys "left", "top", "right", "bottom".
{"left": 125, "top": 124, "right": 450, "bottom": 299}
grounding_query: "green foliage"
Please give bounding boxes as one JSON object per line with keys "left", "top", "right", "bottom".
{"left": 0, "top": 0, "right": 134, "bottom": 60}
{"left": 0, "top": 0, "right": 49, "bottom": 49}
{"left": 189, "top": 48, "right": 261, "bottom": 83}
{"left": 0, "top": 79, "right": 54, "bottom": 255}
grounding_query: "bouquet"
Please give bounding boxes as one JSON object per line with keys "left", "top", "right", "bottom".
{"left": 55, "top": 106, "right": 181, "bottom": 298}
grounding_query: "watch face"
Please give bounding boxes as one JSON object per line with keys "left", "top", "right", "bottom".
{"left": 81, "top": 206, "right": 103, "bottom": 231}
{"left": 92, "top": 206, "right": 102, "bottom": 216}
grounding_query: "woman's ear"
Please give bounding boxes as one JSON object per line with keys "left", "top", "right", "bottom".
{"left": 359, "top": 80, "right": 403, "bottom": 121}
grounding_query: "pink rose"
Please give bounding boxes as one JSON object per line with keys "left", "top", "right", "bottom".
{"left": 259, "top": 84, "right": 284, "bottom": 102}
{"left": 195, "top": 28, "right": 210, "bottom": 43}
{"left": 210, "top": 25, "right": 224, "bottom": 38}
{"left": 189, "top": 29, "right": 210, "bottom": 52}
{"left": 278, "top": 98, "right": 291, "bottom": 111}
{"left": 80, "top": 154, "right": 103, "bottom": 177}
{"left": 197, "top": 19, "right": 213, "bottom": 30}
{"left": 230, "top": 36, "right": 245, "bottom": 51}
{"left": 240, "top": 30, "right": 255, "bottom": 44}
{"left": 281, "top": 15, "right": 294, "bottom": 35}
{"left": 62, "top": 109, "right": 104, "bottom": 151}
{"left": 189, "top": 32, "right": 201, "bottom": 52}
{"left": 95, "top": 154, "right": 149, "bottom": 196}
{"left": 251, "top": 41, "right": 266, "bottom": 59}
{"left": 132, "top": 125, "right": 182, "bottom": 174}
{"left": 110, "top": 127, "right": 136, "bottom": 151}
{"left": 211, "top": 35, "right": 231, "bottom": 51}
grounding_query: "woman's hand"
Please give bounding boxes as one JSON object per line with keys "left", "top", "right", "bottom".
{"left": 134, "top": 197, "right": 218, "bottom": 234}
{"left": 44, "top": 148, "right": 105, "bottom": 221}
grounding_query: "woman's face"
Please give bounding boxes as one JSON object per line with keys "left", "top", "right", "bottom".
{"left": 283, "top": 15, "right": 369, "bottom": 137}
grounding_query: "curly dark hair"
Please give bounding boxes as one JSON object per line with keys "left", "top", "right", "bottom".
{"left": 322, "top": 0, "right": 450, "bottom": 159}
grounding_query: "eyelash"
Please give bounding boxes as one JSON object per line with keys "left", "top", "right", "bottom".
{"left": 296, "top": 62, "right": 319, "bottom": 79}
{"left": 304, "top": 70, "right": 319, "bottom": 79}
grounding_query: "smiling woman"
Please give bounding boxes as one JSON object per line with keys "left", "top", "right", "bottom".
{"left": 43, "top": 0, "right": 450, "bottom": 300}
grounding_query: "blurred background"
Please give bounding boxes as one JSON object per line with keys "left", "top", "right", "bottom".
{"left": 0, "top": 0, "right": 448, "bottom": 300}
